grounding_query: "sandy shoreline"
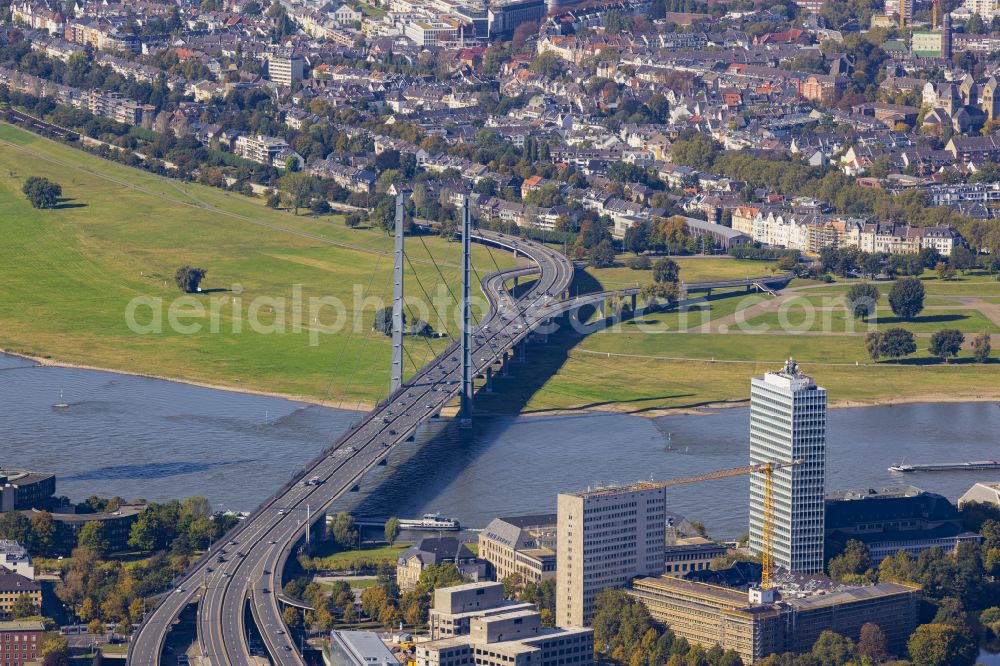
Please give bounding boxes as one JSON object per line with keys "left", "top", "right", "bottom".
{"left": 3, "top": 349, "right": 998, "bottom": 420}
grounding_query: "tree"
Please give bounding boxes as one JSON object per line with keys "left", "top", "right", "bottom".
{"left": 0, "top": 512, "right": 31, "bottom": 544}
{"left": 845, "top": 283, "right": 880, "bottom": 321}
{"left": 949, "top": 245, "right": 976, "bottom": 273}
{"left": 280, "top": 172, "right": 314, "bottom": 215}
{"left": 372, "top": 307, "right": 403, "bottom": 336}
{"left": 40, "top": 633, "right": 69, "bottom": 657}
{"left": 875, "top": 327, "right": 917, "bottom": 360}
{"left": 22, "top": 176, "right": 62, "bottom": 209}
{"left": 87, "top": 619, "right": 106, "bottom": 636}
{"left": 29, "top": 511, "right": 57, "bottom": 557}
{"left": 623, "top": 221, "right": 650, "bottom": 255}
{"left": 827, "top": 540, "right": 872, "bottom": 582}
{"left": 384, "top": 517, "right": 401, "bottom": 545}
{"left": 282, "top": 605, "right": 302, "bottom": 629}
{"left": 936, "top": 262, "right": 956, "bottom": 281}
{"left": 174, "top": 265, "right": 207, "bottom": 293}
{"left": 810, "top": 630, "right": 855, "bottom": 666}
{"left": 907, "top": 623, "right": 978, "bottom": 666}
{"left": 43, "top": 653, "right": 70, "bottom": 666}
{"left": 973, "top": 332, "right": 991, "bottom": 363}
{"left": 653, "top": 257, "right": 681, "bottom": 285}
{"left": 865, "top": 330, "right": 882, "bottom": 361}
{"left": 417, "top": 563, "right": 464, "bottom": 590}
{"left": 888, "top": 277, "right": 925, "bottom": 320}
{"left": 329, "top": 512, "right": 358, "bottom": 549}
{"left": 284, "top": 154, "right": 300, "bottom": 172}
{"left": 77, "top": 521, "right": 109, "bottom": 558}
{"left": 10, "top": 593, "right": 37, "bottom": 618}
{"left": 589, "top": 240, "right": 616, "bottom": 268}
{"left": 929, "top": 329, "right": 964, "bottom": 362}
{"left": 360, "top": 586, "right": 389, "bottom": 619}
{"left": 857, "top": 623, "right": 888, "bottom": 663}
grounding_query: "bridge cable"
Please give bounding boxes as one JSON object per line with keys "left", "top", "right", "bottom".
{"left": 324, "top": 252, "right": 385, "bottom": 404}
{"left": 342, "top": 269, "right": 395, "bottom": 412}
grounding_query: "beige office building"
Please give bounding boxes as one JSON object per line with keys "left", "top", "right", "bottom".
{"left": 418, "top": 583, "right": 593, "bottom": 666}
{"left": 556, "top": 484, "right": 666, "bottom": 627}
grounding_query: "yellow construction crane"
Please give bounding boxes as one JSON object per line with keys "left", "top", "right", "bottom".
{"left": 637, "top": 459, "right": 802, "bottom": 590}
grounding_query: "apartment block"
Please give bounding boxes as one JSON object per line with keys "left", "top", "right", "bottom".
{"left": 267, "top": 48, "right": 304, "bottom": 87}
{"left": 556, "top": 484, "right": 665, "bottom": 627}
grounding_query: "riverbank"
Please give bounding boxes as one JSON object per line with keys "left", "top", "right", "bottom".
{"left": 0, "top": 123, "right": 511, "bottom": 406}
{"left": 0, "top": 349, "right": 373, "bottom": 412}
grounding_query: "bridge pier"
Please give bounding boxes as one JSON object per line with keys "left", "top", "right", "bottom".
{"left": 501, "top": 351, "right": 510, "bottom": 376}
{"left": 631, "top": 293, "right": 637, "bottom": 311}
{"left": 513, "top": 275, "right": 519, "bottom": 290}
{"left": 483, "top": 366, "right": 494, "bottom": 392}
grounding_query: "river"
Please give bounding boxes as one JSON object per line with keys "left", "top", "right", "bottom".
{"left": 2, "top": 353, "right": 1000, "bottom": 540}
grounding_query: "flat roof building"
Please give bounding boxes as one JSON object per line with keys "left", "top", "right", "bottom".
{"left": 0, "top": 542, "right": 33, "bottom": 580}
{"left": 556, "top": 483, "right": 665, "bottom": 627}
{"left": 329, "top": 630, "right": 401, "bottom": 666}
{"left": 749, "top": 360, "right": 826, "bottom": 575}
{"left": 418, "top": 583, "right": 594, "bottom": 666}
{"left": 429, "top": 582, "right": 535, "bottom": 641}
{"left": 631, "top": 568, "right": 919, "bottom": 664}
{"left": 0, "top": 471, "right": 55, "bottom": 512}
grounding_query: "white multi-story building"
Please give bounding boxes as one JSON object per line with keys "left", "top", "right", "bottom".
{"left": 0, "top": 542, "right": 33, "bottom": 580}
{"left": 966, "top": 0, "right": 1000, "bottom": 19}
{"left": 749, "top": 360, "right": 826, "bottom": 575}
{"left": 267, "top": 48, "right": 304, "bottom": 86}
{"left": 556, "top": 484, "right": 665, "bottom": 627}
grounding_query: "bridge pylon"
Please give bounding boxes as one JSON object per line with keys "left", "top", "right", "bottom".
{"left": 389, "top": 186, "right": 409, "bottom": 393}
{"left": 459, "top": 195, "right": 473, "bottom": 425}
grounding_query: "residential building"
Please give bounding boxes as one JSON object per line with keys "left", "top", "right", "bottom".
{"left": 418, "top": 582, "right": 593, "bottom": 666}
{"left": 0, "top": 543, "right": 33, "bottom": 580}
{"left": 556, "top": 483, "right": 666, "bottom": 627}
{"left": 825, "top": 487, "right": 982, "bottom": 561}
{"left": 749, "top": 360, "right": 826, "bottom": 575}
{"left": 0, "top": 471, "right": 55, "bottom": 512}
{"left": 965, "top": 0, "right": 1000, "bottom": 19}
{"left": 396, "top": 537, "right": 485, "bottom": 592}
{"left": 329, "top": 630, "right": 401, "bottom": 666}
{"left": 267, "top": 48, "right": 303, "bottom": 87}
{"left": 0, "top": 569, "right": 40, "bottom": 618}
{"left": 0, "top": 620, "right": 45, "bottom": 666}
{"left": 478, "top": 514, "right": 557, "bottom": 584}
{"left": 630, "top": 568, "right": 919, "bottom": 664}
{"left": 234, "top": 134, "right": 302, "bottom": 169}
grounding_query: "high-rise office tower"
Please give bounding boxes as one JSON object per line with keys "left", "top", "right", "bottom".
{"left": 556, "top": 484, "right": 665, "bottom": 627}
{"left": 748, "top": 359, "right": 826, "bottom": 575}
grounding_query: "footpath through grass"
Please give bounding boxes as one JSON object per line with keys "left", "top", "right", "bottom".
{"left": 0, "top": 124, "right": 515, "bottom": 405}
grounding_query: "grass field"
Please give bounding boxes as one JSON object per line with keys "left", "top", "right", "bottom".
{"left": 4, "top": 122, "right": 1000, "bottom": 417}
{"left": 0, "top": 124, "right": 515, "bottom": 405}
{"left": 522, "top": 270, "right": 1000, "bottom": 413}
{"left": 585, "top": 255, "right": 780, "bottom": 290}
